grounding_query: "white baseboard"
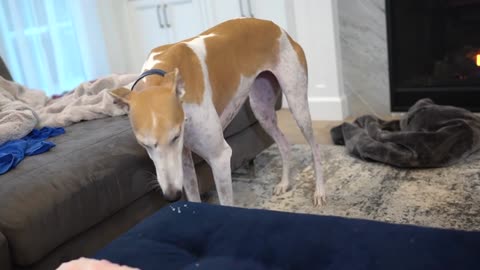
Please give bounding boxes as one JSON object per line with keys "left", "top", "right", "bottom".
{"left": 308, "top": 96, "right": 346, "bottom": 120}
{"left": 282, "top": 95, "right": 347, "bottom": 121}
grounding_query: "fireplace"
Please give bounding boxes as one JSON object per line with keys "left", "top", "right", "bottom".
{"left": 386, "top": 0, "right": 480, "bottom": 111}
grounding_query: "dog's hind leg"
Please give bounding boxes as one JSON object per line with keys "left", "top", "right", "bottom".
{"left": 273, "top": 67, "right": 326, "bottom": 206}
{"left": 249, "top": 72, "right": 292, "bottom": 194}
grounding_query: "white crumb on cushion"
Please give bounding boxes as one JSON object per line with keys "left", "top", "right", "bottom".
{"left": 56, "top": 257, "right": 139, "bottom": 270}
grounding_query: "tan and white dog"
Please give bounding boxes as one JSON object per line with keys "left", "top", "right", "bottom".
{"left": 110, "top": 18, "right": 326, "bottom": 206}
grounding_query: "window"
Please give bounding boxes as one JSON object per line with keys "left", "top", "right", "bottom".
{"left": 0, "top": 0, "right": 87, "bottom": 95}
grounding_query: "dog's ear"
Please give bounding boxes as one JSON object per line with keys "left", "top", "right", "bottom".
{"left": 165, "top": 68, "right": 185, "bottom": 101}
{"left": 109, "top": 87, "right": 132, "bottom": 105}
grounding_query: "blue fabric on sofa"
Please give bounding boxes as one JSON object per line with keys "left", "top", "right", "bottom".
{"left": 0, "top": 127, "right": 65, "bottom": 175}
{"left": 94, "top": 202, "right": 480, "bottom": 270}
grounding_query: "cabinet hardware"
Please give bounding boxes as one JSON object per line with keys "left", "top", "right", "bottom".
{"left": 156, "top": 5, "right": 165, "bottom": 28}
{"left": 239, "top": 0, "right": 246, "bottom": 17}
{"left": 247, "top": 0, "right": 254, "bottom": 17}
{"left": 163, "top": 4, "right": 171, "bottom": 28}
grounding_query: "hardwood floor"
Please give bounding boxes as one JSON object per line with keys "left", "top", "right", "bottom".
{"left": 276, "top": 109, "right": 343, "bottom": 145}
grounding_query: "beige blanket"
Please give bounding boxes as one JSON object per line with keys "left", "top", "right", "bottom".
{"left": 0, "top": 74, "right": 137, "bottom": 145}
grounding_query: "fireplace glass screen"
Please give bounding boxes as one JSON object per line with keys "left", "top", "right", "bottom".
{"left": 387, "top": 0, "right": 480, "bottom": 111}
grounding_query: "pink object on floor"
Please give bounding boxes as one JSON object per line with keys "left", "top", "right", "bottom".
{"left": 56, "top": 258, "right": 140, "bottom": 270}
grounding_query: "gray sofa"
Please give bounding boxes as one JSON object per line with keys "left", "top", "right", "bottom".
{"left": 0, "top": 57, "right": 278, "bottom": 270}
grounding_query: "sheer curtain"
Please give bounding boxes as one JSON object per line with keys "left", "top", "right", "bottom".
{"left": 0, "top": 0, "right": 110, "bottom": 96}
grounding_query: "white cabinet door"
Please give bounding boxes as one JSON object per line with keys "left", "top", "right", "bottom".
{"left": 163, "top": 0, "right": 208, "bottom": 41}
{"left": 207, "top": 0, "right": 288, "bottom": 30}
{"left": 208, "top": 0, "right": 243, "bottom": 25}
{"left": 127, "top": 0, "right": 170, "bottom": 71}
{"left": 126, "top": 0, "right": 209, "bottom": 71}
{"left": 248, "top": 0, "right": 288, "bottom": 30}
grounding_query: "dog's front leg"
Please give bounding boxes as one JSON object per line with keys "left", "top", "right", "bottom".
{"left": 206, "top": 140, "right": 234, "bottom": 206}
{"left": 183, "top": 102, "right": 234, "bottom": 206}
{"left": 182, "top": 148, "right": 201, "bottom": 202}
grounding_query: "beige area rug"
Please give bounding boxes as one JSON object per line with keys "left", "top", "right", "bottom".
{"left": 206, "top": 144, "right": 480, "bottom": 231}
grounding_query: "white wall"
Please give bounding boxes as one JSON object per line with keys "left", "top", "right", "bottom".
{"left": 95, "top": 0, "right": 136, "bottom": 74}
{"left": 72, "top": 0, "right": 135, "bottom": 77}
{"left": 70, "top": 0, "right": 110, "bottom": 79}
{"left": 288, "top": 0, "right": 347, "bottom": 120}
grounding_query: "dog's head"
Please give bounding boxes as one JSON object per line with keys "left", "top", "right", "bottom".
{"left": 109, "top": 69, "right": 186, "bottom": 201}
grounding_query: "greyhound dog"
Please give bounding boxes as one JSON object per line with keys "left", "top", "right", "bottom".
{"left": 109, "top": 18, "right": 326, "bottom": 206}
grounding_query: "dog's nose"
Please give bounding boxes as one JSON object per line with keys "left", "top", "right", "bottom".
{"left": 164, "top": 190, "right": 182, "bottom": 202}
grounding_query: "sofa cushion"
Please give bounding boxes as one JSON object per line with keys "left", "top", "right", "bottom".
{"left": 0, "top": 56, "right": 13, "bottom": 81}
{"left": 0, "top": 232, "right": 11, "bottom": 270}
{"left": 94, "top": 202, "right": 480, "bottom": 270}
{"left": 0, "top": 116, "right": 156, "bottom": 266}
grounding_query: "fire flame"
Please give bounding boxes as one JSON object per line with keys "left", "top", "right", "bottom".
{"left": 477, "top": 54, "right": 480, "bottom": 67}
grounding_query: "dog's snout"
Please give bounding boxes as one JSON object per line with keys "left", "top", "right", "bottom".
{"left": 164, "top": 190, "right": 182, "bottom": 202}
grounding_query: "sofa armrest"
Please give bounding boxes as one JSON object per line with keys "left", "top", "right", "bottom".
{"left": 0, "top": 56, "right": 13, "bottom": 81}
{"left": 0, "top": 232, "right": 11, "bottom": 270}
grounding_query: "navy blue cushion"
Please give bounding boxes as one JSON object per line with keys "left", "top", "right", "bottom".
{"left": 94, "top": 202, "right": 480, "bottom": 270}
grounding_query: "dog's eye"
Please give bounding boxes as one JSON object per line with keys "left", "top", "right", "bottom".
{"left": 171, "top": 135, "right": 180, "bottom": 144}
{"left": 139, "top": 141, "right": 157, "bottom": 149}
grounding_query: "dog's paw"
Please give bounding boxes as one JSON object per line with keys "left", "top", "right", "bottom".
{"left": 273, "top": 182, "right": 290, "bottom": 195}
{"left": 313, "top": 188, "right": 327, "bottom": 207}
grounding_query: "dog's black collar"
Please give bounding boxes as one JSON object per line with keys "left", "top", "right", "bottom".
{"left": 131, "top": 69, "right": 167, "bottom": 91}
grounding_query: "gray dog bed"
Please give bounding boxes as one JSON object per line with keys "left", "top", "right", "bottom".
{"left": 331, "top": 98, "right": 480, "bottom": 168}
